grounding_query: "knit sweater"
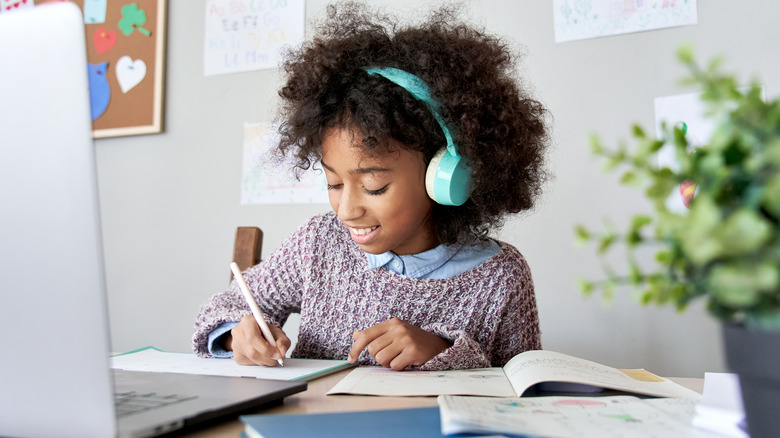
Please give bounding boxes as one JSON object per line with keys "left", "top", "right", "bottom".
{"left": 192, "top": 212, "right": 541, "bottom": 370}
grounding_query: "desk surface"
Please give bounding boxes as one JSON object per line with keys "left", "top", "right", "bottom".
{"left": 182, "top": 369, "right": 705, "bottom": 437}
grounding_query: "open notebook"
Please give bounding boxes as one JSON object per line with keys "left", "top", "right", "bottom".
{"left": 112, "top": 347, "right": 354, "bottom": 382}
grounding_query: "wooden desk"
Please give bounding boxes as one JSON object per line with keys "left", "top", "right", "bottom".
{"left": 181, "top": 369, "right": 704, "bottom": 437}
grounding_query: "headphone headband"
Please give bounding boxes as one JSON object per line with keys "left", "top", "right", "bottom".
{"left": 362, "top": 67, "right": 458, "bottom": 158}
{"left": 362, "top": 66, "right": 471, "bottom": 206}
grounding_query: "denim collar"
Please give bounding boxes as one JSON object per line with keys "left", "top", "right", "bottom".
{"left": 365, "top": 243, "right": 463, "bottom": 278}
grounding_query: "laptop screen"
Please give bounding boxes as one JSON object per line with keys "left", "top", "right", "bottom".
{"left": 0, "top": 5, "right": 308, "bottom": 437}
{"left": 0, "top": 3, "right": 117, "bottom": 437}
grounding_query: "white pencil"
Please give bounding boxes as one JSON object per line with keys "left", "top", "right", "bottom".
{"left": 230, "top": 262, "right": 284, "bottom": 367}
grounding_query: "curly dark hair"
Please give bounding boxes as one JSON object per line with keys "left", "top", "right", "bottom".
{"left": 277, "top": 1, "right": 550, "bottom": 245}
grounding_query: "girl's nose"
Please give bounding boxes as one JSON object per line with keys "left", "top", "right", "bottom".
{"left": 336, "top": 185, "right": 364, "bottom": 222}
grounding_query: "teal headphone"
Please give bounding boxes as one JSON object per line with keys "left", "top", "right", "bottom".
{"left": 362, "top": 67, "right": 472, "bottom": 206}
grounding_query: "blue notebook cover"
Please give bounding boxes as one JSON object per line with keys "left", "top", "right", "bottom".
{"left": 241, "top": 407, "right": 445, "bottom": 438}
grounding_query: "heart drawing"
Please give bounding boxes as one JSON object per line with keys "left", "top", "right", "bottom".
{"left": 2, "top": 0, "right": 32, "bottom": 11}
{"left": 93, "top": 28, "right": 117, "bottom": 55}
{"left": 116, "top": 56, "right": 146, "bottom": 93}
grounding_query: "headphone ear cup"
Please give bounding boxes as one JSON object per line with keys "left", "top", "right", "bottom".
{"left": 425, "top": 147, "right": 472, "bottom": 206}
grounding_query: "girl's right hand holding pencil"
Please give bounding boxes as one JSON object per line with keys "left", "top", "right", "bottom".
{"left": 226, "top": 314, "right": 291, "bottom": 366}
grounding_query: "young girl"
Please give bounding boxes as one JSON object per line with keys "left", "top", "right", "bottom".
{"left": 193, "top": 2, "right": 549, "bottom": 371}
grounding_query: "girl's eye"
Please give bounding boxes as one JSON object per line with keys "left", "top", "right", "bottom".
{"left": 365, "top": 185, "right": 388, "bottom": 196}
{"left": 326, "top": 183, "right": 387, "bottom": 195}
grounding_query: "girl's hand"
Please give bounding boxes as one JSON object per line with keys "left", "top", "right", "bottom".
{"left": 225, "top": 314, "right": 291, "bottom": 366}
{"left": 348, "top": 317, "right": 452, "bottom": 370}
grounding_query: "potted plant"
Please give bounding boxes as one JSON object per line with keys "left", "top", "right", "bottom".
{"left": 575, "top": 45, "right": 780, "bottom": 438}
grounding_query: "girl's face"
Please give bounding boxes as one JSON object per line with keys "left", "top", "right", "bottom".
{"left": 321, "top": 128, "right": 438, "bottom": 255}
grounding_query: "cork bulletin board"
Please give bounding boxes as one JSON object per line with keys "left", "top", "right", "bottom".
{"left": 69, "top": 0, "right": 167, "bottom": 138}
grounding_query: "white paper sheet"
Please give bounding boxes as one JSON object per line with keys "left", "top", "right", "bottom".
{"left": 111, "top": 347, "right": 352, "bottom": 381}
{"left": 553, "top": 0, "right": 698, "bottom": 43}
{"left": 327, "top": 367, "right": 517, "bottom": 397}
{"left": 692, "top": 372, "right": 748, "bottom": 438}
{"left": 653, "top": 91, "right": 717, "bottom": 213}
{"left": 203, "top": 0, "right": 305, "bottom": 75}
{"left": 439, "top": 395, "right": 719, "bottom": 438}
{"left": 241, "top": 122, "right": 328, "bottom": 205}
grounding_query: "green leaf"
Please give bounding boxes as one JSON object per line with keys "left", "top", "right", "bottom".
{"left": 649, "top": 139, "right": 666, "bottom": 153}
{"left": 706, "top": 55, "right": 726, "bottom": 76}
{"left": 655, "top": 250, "right": 673, "bottom": 265}
{"left": 744, "top": 153, "right": 764, "bottom": 173}
{"left": 626, "top": 230, "right": 642, "bottom": 247}
{"left": 601, "top": 146, "right": 628, "bottom": 172}
{"left": 679, "top": 194, "right": 723, "bottom": 265}
{"left": 639, "top": 289, "right": 653, "bottom": 305}
{"left": 708, "top": 262, "right": 779, "bottom": 308}
{"left": 630, "top": 215, "right": 652, "bottom": 231}
{"left": 677, "top": 43, "right": 695, "bottom": 65}
{"left": 574, "top": 225, "right": 590, "bottom": 239}
{"left": 597, "top": 233, "right": 617, "bottom": 253}
{"left": 762, "top": 174, "right": 780, "bottom": 217}
{"left": 627, "top": 215, "right": 651, "bottom": 247}
{"left": 629, "top": 263, "right": 642, "bottom": 285}
{"left": 589, "top": 134, "right": 605, "bottom": 155}
{"left": 620, "top": 171, "right": 640, "bottom": 186}
{"left": 646, "top": 169, "right": 676, "bottom": 201}
{"left": 719, "top": 209, "right": 772, "bottom": 255}
{"left": 574, "top": 225, "right": 591, "bottom": 245}
{"left": 655, "top": 210, "right": 683, "bottom": 239}
{"left": 763, "top": 138, "right": 780, "bottom": 166}
{"left": 697, "top": 152, "right": 726, "bottom": 182}
{"left": 646, "top": 273, "right": 670, "bottom": 304}
{"left": 671, "top": 284, "right": 691, "bottom": 311}
{"left": 577, "top": 278, "right": 595, "bottom": 296}
{"left": 673, "top": 124, "right": 690, "bottom": 151}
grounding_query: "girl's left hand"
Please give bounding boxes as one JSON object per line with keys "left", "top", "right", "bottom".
{"left": 347, "top": 317, "right": 452, "bottom": 370}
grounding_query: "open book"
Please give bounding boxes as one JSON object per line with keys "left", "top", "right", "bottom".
{"left": 327, "top": 349, "right": 701, "bottom": 399}
{"left": 437, "top": 395, "right": 718, "bottom": 438}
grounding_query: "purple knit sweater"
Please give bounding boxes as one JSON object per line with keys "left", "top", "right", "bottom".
{"left": 192, "top": 212, "right": 541, "bottom": 370}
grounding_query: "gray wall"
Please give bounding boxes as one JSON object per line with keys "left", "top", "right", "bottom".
{"left": 97, "top": 0, "right": 778, "bottom": 377}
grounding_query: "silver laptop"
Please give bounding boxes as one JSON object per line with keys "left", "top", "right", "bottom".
{"left": 0, "top": 4, "right": 305, "bottom": 437}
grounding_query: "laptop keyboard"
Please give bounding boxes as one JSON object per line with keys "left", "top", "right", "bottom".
{"left": 114, "top": 391, "right": 197, "bottom": 417}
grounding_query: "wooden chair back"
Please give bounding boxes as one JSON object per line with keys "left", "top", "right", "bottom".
{"left": 231, "top": 226, "right": 263, "bottom": 281}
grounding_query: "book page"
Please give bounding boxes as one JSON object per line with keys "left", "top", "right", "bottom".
{"left": 438, "top": 395, "right": 717, "bottom": 438}
{"left": 326, "top": 367, "right": 516, "bottom": 397}
{"left": 111, "top": 347, "right": 353, "bottom": 381}
{"left": 503, "top": 350, "right": 701, "bottom": 399}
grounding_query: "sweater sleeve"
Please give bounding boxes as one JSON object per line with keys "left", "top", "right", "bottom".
{"left": 415, "top": 323, "right": 491, "bottom": 370}
{"left": 415, "top": 255, "right": 541, "bottom": 371}
{"left": 191, "top": 218, "right": 315, "bottom": 357}
{"left": 490, "top": 269, "right": 542, "bottom": 365}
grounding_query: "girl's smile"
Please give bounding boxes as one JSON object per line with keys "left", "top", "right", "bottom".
{"left": 321, "top": 128, "right": 439, "bottom": 255}
{"left": 349, "top": 225, "right": 379, "bottom": 245}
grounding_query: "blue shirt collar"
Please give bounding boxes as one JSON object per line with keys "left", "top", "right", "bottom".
{"left": 365, "top": 244, "right": 463, "bottom": 278}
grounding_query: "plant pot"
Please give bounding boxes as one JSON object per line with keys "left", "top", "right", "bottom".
{"left": 722, "top": 323, "right": 780, "bottom": 438}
